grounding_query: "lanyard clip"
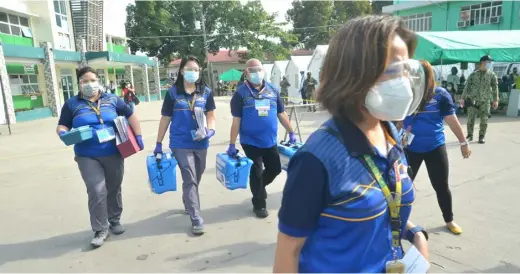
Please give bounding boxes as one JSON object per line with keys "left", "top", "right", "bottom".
{"left": 391, "top": 218, "right": 401, "bottom": 231}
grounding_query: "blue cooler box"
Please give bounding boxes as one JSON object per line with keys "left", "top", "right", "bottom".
{"left": 277, "top": 141, "right": 304, "bottom": 171}
{"left": 216, "top": 153, "right": 253, "bottom": 190}
{"left": 146, "top": 152, "right": 178, "bottom": 194}
{"left": 60, "top": 126, "right": 94, "bottom": 146}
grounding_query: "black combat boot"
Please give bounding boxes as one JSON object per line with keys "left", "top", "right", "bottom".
{"left": 478, "top": 135, "right": 486, "bottom": 144}
{"left": 466, "top": 134, "right": 473, "bottom": 141}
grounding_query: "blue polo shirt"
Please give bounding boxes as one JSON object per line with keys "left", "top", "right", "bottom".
{"left": 230, "top": 81, "right": 285, "bottom": 148}
{"left": 278, "top": 117, "right": 415, "bottom": 273}
{"left": 58, "top": 92, "right": 134, "bottom": 158}
{"left": 161, "top": 84, "right": 216, "bottom": 149}
{"left": 403, "top": 87, "right": 456, "bottom": 153}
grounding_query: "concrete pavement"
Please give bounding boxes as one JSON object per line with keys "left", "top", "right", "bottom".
{"left": 0, "top": 99, "right": 519, "bottom": 272}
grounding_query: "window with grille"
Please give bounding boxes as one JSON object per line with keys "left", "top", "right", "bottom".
{"left": 461, "top": 1, "right": 502, "bottom": 26}
{"left": 0, "top": 12, "right": 32, "bottom": 37}
{"left": 8, "top": 74, "right": 40, "bottom": 96}
{"left": 401, "top": 12, "right": 432, "bottom": 32}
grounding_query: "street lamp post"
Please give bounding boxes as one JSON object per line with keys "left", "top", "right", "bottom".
{"left": 198, "top": 3, "right": 214, "bottom": 91}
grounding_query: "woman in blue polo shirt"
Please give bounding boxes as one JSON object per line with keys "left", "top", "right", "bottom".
{"left": 153, "top": 55, "right": 216, "bottom": 236}
{"left": 273, "top": 16, "right": 429, "bottom": 273}
{"left": 402, "top": 60, "right": 470, "bottom": 235}
{"left": 56, "top": 66, "right": 144, "bottom": 248}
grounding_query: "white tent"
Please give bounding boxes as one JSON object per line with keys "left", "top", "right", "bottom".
{"left": 270, "top": 60, "right": 289, "bottom": 89}
{"left": 263, "top": 64, "right": 274, "bottom": 81}
{"left": 307, "top": 45, "right": 328, "bottom": 87}
{"left": 285, "top": 56, "right": 312, "bottom": 104}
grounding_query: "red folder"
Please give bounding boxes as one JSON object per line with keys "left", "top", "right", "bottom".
{"left": 116, "top": 124, "right": 140, "bottom": 159}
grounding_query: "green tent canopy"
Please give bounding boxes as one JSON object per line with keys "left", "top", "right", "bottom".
{"left": 219, "top": 69, "right": 242, "bottom": 81}
{"left": 414, "top": 30, "right": 520, "bottom": 65}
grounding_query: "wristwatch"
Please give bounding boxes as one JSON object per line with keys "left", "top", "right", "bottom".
{"left": 460, "top": 141, "right": 469, "bottom": 146}
{"left": 406, "top": 226, "right": 429, "bottom": 244}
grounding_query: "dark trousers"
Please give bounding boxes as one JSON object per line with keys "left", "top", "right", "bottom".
{"left": 241, "top": 144, "right": 282, "bottom": 209}
{"left": 405, "top": 145, "right": 453, "bottom": 223}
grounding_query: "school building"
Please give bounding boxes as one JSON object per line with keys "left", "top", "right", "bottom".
{"left": 0, "top": 0, "right": 160, "bottom": 124}
{"left": 383, "top": 0, "right": 520, "bottom": 32}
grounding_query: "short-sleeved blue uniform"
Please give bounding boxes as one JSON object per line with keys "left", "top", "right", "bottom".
{"left": 58, "top": 92, "right": 134, "bottom": 158}
{"left": 278, "top": 117, "right": 415, "bottom": 273}
{"left": 161, "top": 84, "right": 216, "bottom": 149}
{"left": 230, "top": 81, "right": 285, "bottom": 148}
{"left": 403, "top": 87, "right": 456, "bottom": 153}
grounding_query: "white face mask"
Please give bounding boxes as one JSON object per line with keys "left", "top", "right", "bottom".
{"left": 365, "top": 77, "right": 413, "bottom": 121}
{"left": 81, "top": 81, "right": 100, "bottom": 98}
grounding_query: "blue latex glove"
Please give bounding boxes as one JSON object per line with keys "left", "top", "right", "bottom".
{"left": 205, "top": 128, "right": 215, "bottom": 139}
{"left": 226, "top": 144, "right": 238, "bottom": 157}
{"left": 153, "top": 142, "right": 163, "bottom": 155}
{"left": 135, "top": 135, "right": 144, "bottom": 151}
{"left": 58, "top": 130, "right": 68, "bottom": 137}
{"left": 288, "top": 132, "right": 297, "bottom": 144}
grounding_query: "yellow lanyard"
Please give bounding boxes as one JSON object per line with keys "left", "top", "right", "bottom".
{"left": 88, "top": 100, "right": 104, "bottom": 124}
{"left": 362, "top": 154, "right": 402, "bottom": 263}
{"left": 187, "top": 94, "right": 198, "bottom": 111}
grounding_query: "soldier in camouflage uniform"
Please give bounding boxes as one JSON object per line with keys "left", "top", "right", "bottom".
{"left": 280, "top": 76, "right": 290, "bottom": 105}
{"left": 303, "top": 72, "right": 318, "bottom": 112}
{"left": 461, "top": 55, "right": 499, "bottom": 144}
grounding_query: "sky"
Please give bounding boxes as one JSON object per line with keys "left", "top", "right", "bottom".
{"left": 260, "top": 0, "right": 293, "bottom": 29}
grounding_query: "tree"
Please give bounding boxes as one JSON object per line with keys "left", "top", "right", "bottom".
{"left": 332, "top": 1, "right": 372, "bottom": 24}
{"left": 371, "top": 0, "right": 394, "bottom": 14}
{"left": 286, "top": 1, "right": 335, "bottom": 50}
{"left": 286, "top": 0, "right": 372, "bottom": 50}
{"left": 125, "top": 0, "right": 296, "bottom": 65}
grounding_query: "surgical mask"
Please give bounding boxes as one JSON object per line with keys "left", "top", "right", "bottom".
{"left": 365, "top": 60, "right": 425, "bottom": 121}
{"left": 249, "top": 72, "right": 264, "bottom": 85}
{"left": 184, "top": 71, "right": 199, "bottom": 83}
{"left": 81, "top": 81, "right": 100, "bottom": 98}
{"left": 485, "top": 62, "right": 492, "bottom": 70}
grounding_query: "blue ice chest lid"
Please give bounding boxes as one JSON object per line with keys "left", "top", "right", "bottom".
{"left": 73, "top": 125, "right": 91, "bottom": 132}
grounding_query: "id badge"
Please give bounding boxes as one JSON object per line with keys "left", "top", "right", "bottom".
{"left": 404, "top": 131, "right": 415, "bottom": 146}
{"left": 96, "top": 127, "right": 116, "bottom": 143}
{"left": 254, "top": 99, "right": 270, "bottom": 111}
{"left": 385, "top": 260, "right": 405, "bottom": 273}
{"left": 258, "top": 109, "right": 269, "bottom": 116}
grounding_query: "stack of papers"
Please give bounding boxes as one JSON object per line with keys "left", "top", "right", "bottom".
{"left": 114, "top": 116, "right": 130, "bottom": 143}
{"left": 193, "top": 107, "right": 207, "bottom": 139}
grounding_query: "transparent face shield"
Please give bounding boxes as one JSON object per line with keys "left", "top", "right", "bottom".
{"left": 378, "top": 59, "right": 426, "bottom": 116}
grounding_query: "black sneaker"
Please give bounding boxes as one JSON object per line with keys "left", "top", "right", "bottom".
{"left": 478, "top": 136, "right": 486, "bottom": 144}
{"left": 466, "top": 135, "right": 473, "bottom": 141}
{"left": 253, "top": 208, "right": 269, "bottom": 218}
{"left": 91, "top": 229, "right": 109, "bottom": 247}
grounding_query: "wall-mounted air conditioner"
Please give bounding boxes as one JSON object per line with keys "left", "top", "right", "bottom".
{"left": 457, "top": 21, "right": 470, "bottom": 28}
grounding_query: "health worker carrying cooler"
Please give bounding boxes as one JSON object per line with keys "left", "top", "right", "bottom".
{"left": 227, "top": 58, "right": 296, "bottom": 219}
{"left": 154, "top": 56, "right": 216, "bottom": 236}
{"left": 56, "top": 66, "right": 144, "bottom": 248}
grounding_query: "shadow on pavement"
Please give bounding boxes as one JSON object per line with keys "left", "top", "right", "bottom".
{"left": 464, "top": 262, "right": 520, "bottom": 273}
{"left": 0, "top": 192, "right": 282, "bottom": 266}
{"left": 167, "top": 241, "right": 276, "bottom": 272}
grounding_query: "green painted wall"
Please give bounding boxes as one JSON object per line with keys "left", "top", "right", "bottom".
{"left": 0, "top": 33, "right": 33, "bottom": 46}
{"left": 394, "top": 0, "right": 520, "bottom": 31}
{"left": 107, "top": 42, "right": 126, "bottom": 53}
{"left": 13, "top": 95, "right": 44, "bottom": 110}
